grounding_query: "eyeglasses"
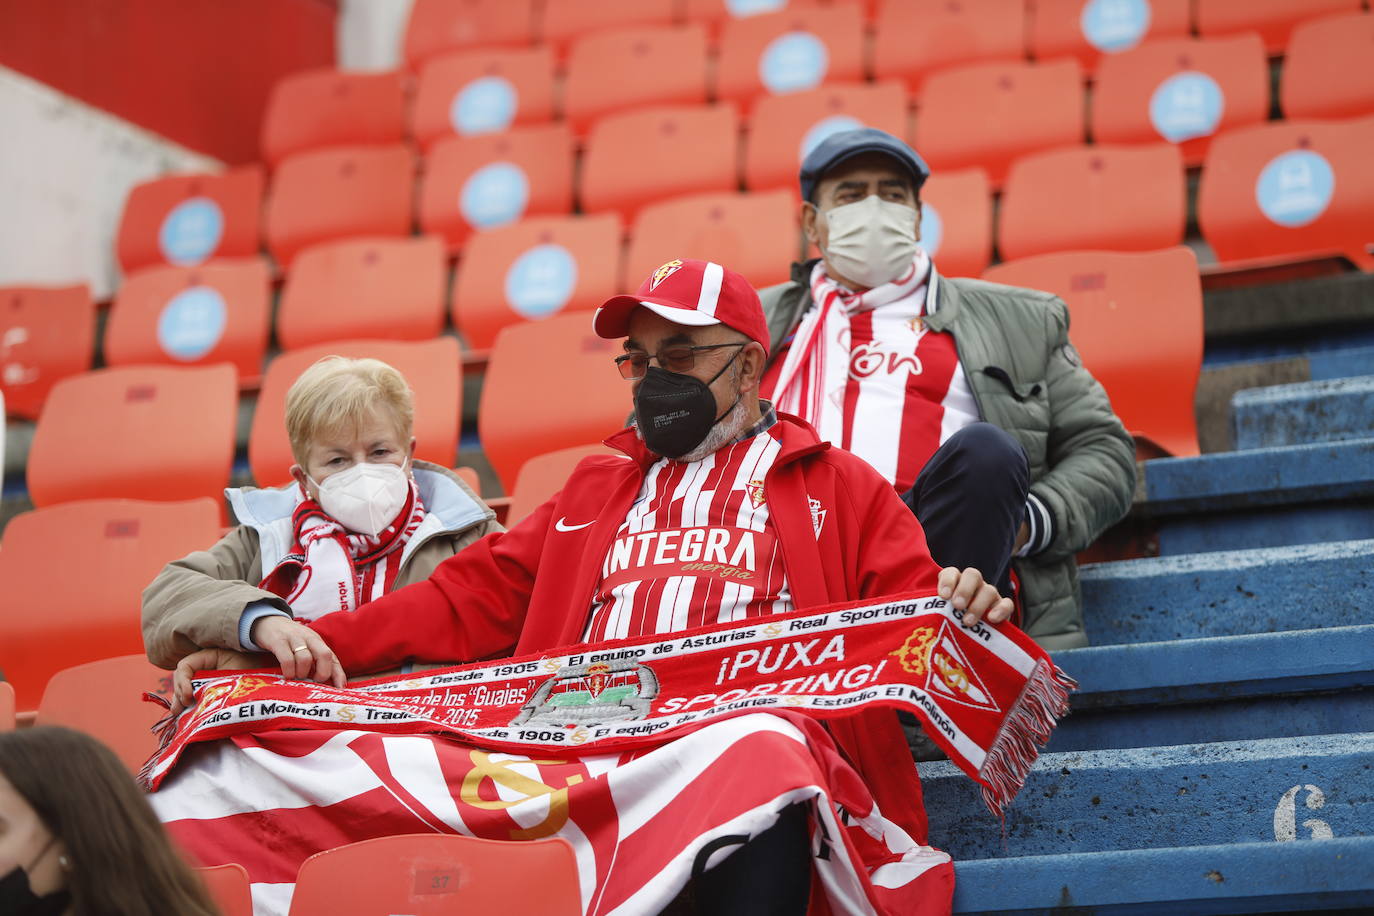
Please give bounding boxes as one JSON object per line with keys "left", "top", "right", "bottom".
{"left": 613, "top": 343, "right": 747, "bottom": 380}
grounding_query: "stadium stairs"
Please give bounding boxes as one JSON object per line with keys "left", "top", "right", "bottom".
{"left": 924, "top": 281, "right": 1374, "bottom": 914}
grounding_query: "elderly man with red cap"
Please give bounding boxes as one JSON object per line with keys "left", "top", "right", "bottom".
{"left": 174, "top": 259, "right": 1014, "bottom": 915}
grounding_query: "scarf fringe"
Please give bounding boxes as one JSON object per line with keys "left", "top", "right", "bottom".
{"left": 138, "top": 691, "right": 180, "bottom": 789}
{"left": 976, "top": 661, "right": 1078, "bottom": 820}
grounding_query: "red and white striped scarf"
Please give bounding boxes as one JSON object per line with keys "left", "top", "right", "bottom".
{"left": 259, "top": 479, "right": 426, "bottom": 621}
{"left": 771, "top": 250, "right": 932, "bottom": 426}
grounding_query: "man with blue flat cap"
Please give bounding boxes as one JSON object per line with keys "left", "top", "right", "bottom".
{"left": 759, "top": 127, "right": 1135, "bottom": 651}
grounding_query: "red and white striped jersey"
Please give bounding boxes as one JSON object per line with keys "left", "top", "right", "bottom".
{"left": 584, "top": 430, "right": 792, "bottom": 642}
{"left": 765, "top": 262, "right": 980, "bottom": 493}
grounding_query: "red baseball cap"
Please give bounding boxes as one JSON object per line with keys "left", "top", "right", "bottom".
{"left": 593, "top": 258, "right": 770, "bottom": 357}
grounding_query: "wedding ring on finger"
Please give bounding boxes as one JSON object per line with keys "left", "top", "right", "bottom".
{"left": 291, "top": 645, "right": 310, "bottom": 654}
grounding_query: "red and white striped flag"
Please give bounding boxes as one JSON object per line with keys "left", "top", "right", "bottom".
{"left": 152, "top": 715, "right": 955, "bottom": 915}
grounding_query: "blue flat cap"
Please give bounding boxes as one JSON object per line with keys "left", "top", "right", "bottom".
{"left": 799, "top": 127, "right": 930, "bottom": 202}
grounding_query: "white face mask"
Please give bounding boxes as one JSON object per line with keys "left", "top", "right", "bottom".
{"left": 308, "top": 460, "right": 410, "bottom": 536}
{"left": 818, "top": 194, "right": 919, "bottom": 290}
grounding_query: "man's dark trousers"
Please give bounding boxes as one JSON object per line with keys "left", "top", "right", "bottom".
{"left": 900, "top": 422, "right": 1030, "bottom": 597}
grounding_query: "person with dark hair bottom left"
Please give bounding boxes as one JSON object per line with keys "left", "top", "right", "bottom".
{"left": 0, "top": 726, "right": 221, "bottom": 916}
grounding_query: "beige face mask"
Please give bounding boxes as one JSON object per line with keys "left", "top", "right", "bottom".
{"left": 819, "top": 194, "right": 919, "bottom": 289}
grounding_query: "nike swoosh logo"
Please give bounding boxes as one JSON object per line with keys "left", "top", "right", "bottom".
{"left": 555, "top": 517, "right": 596, "bottom": 532}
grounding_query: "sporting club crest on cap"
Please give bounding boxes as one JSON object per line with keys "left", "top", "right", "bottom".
{"left": 650, "top": 259, "right": 684, "bottom": 290}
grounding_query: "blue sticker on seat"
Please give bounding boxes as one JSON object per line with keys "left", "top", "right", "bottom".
{"left": 799, "top": 115, "right": 865, "bottom": 163}
{"left": 504, "top": 244, "right": 578, "bottom": 319}
{"left": 727, "top": 0, "right": 786, "bottom": 16}
{"left": 1080, "top": 0, "right": 1152, "bottom": 53}
{"left": 460, "top": 162, "right": 530, "bottom": 230}
{"left": 158, "top": 197, "right": 223, "bottom": 266}
{"left": 157, "top": 286, "right": 227, "bottom": 361}
{"left": 759, "top": 32, "right": 829, "bottom": 94}
{"left": 920, "top": 203, "right": 943, "bottom": 258}
{"left": 1149, "top": 72, "right": 1224, "bottom": 142}
{"left": 450, "top": 76, "right": 518, "bottom": 136}
{"left": 1255, "top": 150, "right": 1334, "bottom": 228}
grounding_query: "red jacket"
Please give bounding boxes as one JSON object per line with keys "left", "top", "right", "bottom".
{"left": 311, "top": 413, "right": 944, "bottom": 839}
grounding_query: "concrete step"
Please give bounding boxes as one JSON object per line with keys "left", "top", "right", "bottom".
{"left": 1309, "top": 345, "right": 1374, "bottom": 382}
{"left": 1233, "top": 376, "right": 1374, "bottom": 450}
{"left": 1049, "top": 689, "right": 1374, "bottom": 754}
{"left": 1044, "top": 627, "right": 1374, "bottom": 752}
{"left": 1137, "top": 438, "right": 1374, "bottom": 555}
{"left": 953, "top": 835, "right": 1374, "bottom": 914}
{"left": 1195, "top": 341, "right": 1374, "bottom": 454}
{"left": 1080, "top": 539, "right": 1374, "bottom": 644}
{"left": 1153, "top": 505, "right": 1374, "bottom": 556}
{"left": 1062, "top": 626, "right": 1374, "bottom": 707}
{"left": 1141, "top": 438, "right": 1374, "bottom": 516}
{"left": 923, "top": 733, "right": 1374, "bottom": 860}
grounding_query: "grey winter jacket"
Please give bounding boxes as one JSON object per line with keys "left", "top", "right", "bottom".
{"left": 759, "top": 261, "right": 1135, "bottom": 649}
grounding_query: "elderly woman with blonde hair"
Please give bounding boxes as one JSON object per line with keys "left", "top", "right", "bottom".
{"left": 143, "top": 356, "right": 500, "bottom": 698}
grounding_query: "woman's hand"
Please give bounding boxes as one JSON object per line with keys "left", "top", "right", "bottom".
{"left": 173, "top": 647, "right": 262, "bottom": 711}
{"left": 171, "top": 618, "right": 347, "bottom": 713}
{"left": 250, "top": 615, "right": 347, "bottom": 689}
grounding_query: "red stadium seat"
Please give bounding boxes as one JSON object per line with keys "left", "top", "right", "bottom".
{"left": 714, "top": 5, "right": 866, "bottom": 110}
{"left": 682, "top": 0, "right": 872, "bottom": 30}
{"left": 277, "top": 237, "right": 446, "bottom": 350}
{"left": 0, "top": 498, "right": 220, "bottom": 711}
{"left": 540, "top": 0, "right": 676, "bottom": 52}
{"left": 411, "top": 47, "right": 557, "bottom": 150}
{"left": 1281, "top": 12, "right": 1374, "bottom": 121}
{"left": 451, "top": 214, "right": 622, "bottom": 351}
{"left": 744, "top": 82, "right": 908, "bottom": 193}
{"left": 1092, "top": 34, "right": 1268, "bottom": 165}
{"left": 914, "top": 59, "right": 1084, "bottom": 187}
{"left": 116, "top": 166, "right": 264, "bottom": 275}
{"left": 249, "top": 338, "right": 462, "bottom": 488}
{"left": 873, "top": 0, "right": 1027, "bottom": 96}
{"left": 1197, "top": 116, "right": 1374, "bottom": 271}
{"left": 403, "top": 0, "right": 538, "bottom": 68}
{"left": 454, "top": 466, "right": 482, "bottom": 495}
{"left": 260, "top": 69, "right": 407, "bottom": 167}
{"left": 418, "top": 124, "right": 575, "bottom": 251}
{"left": 580, "top": 105, "right": 739, "bottom": 223}
{"left": 0, "top": 682, "right": 14, "bottom": 732}
{"left": 264, "top": 146, "right": 415, "bottom": 268}
{"left": 508, "top": 444, "right": 619, "bottom": 526}
{"left": 35, "top": 655, "right": 174, "bottom": 773}
{"left": 287, "top": 834, "right": 580, "bottom": 916}
{"left": 479, "top": 312, "right": 630, "bottom": 492}
{"left": 1029, "top": 0, "right": 1191, "bottom": 70}
{"left": 0, "top": 284, "right": 95, "bottom": 420}
{"left": 983, "top": 247, "right": 1203, "bottom": 456}
{"left": 998, "top": 143, "right": 1186, "bottom": 262}
{"left": 563, "top": 24, "right": 710, "bottom": 137}
{"left": 104, "top": 259, "right": 271, "bottom": 383}
{"left": 28, "top": 365, "right": 237, "bottom": 507}
{"left": 920, "top": 168, "right": 993, "bottom": 278}
{"left": 1195, "top": 0, "right": 1361, "bottom": 55}
{"left": 197, "top": 864, "right": 253, "bottom": 916}
{"left": 625, "top": 190, "right": 798, "bottom": 291}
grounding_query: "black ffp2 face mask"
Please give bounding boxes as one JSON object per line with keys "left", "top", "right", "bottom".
{"left": 633, "top": 351, "right": 742, "bottom": 459}
{"left": 0, "top": 858, "right": 70, "bottom": 916}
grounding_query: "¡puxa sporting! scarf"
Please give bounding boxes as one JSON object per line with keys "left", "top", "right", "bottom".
{"left": 146, "top": 590, "right": 1074, "bottom": 819}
